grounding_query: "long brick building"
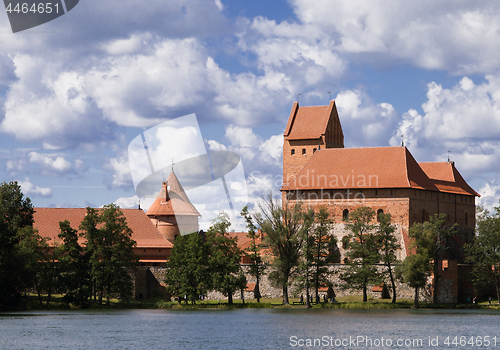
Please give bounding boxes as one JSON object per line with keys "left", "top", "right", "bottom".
{"left": 281, "top": 100, "right": 479, "bottom": 303}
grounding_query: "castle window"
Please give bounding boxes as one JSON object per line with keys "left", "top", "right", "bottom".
{"left": 342, "top": 209, "right": 349, "bottom": 221}
{"left": 465, "top": 212, "right": 468, "bottom": 226}
{"left": 302, "top": 148, "right": 306, "bottom": 155}
{"left": 291, "top": 149, "right": 295, "bottom": 155}
{"left": 313, "top": 148, "right": 317, "bottom": 153}
{"left": 442, "top": 260, "right": 449, "bottom": 270}
{"left": 377, "top": 209, "right": 384, "bottom": 222}
{"left": 375, "top": 190, "right": 378, "bottom": 196}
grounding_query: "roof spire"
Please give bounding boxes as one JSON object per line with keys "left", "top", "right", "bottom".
{"left": 172, "top": 158, "right": 174, "bottom": 173}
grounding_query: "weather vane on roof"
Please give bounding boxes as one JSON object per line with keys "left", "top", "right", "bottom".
{"left": 401, "top": 134, "right": 404, "bottom": 148}
{"left": 297, "top": 93, "right": 301, "bottom": 104}
{"left": 448, "top": 151, "right": 451, "bottom": 163}
{"left": 172, "top": 158, "right": 174, "bottom": 173}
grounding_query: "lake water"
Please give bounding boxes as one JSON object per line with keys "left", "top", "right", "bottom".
{"left": 1, "top": 308, "right": 499, "bottom": 349}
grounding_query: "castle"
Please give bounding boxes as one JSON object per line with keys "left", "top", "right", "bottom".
{"left": 281, "top": 100, "right": 479, "bottom": 303}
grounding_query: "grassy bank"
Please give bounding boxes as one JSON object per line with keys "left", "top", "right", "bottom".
{"left": 17, "top": 294, "right": 500, "bottom": 311}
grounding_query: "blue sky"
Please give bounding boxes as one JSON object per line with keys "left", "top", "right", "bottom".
{"left": 1, "top": 0, "right": 500, "bottom": 230}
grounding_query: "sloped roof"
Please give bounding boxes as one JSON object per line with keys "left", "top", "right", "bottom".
{"left": 419, "top": 162, "right": 480, "bottom": 196}
{"left": 281, "top": 146, "right": 478, "bottom": 196}
{"left": 146, "top": 172, "right": 201, "bottom": 217}
{"left": 284, "top": 100, "right": 343, "bottom": 140}
{"left": 33, "top": 207, "right": 173, "bottom": 248}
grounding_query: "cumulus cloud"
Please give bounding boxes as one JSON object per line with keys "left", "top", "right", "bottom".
{"left": 18, "top": 178, "right": 52, "bottom": 198}
{"left": 114, "top": 195, "right": 140, "bottom": 209}
{"left": 290, "top": 0, "right": 500, "bottom": 74}
{"left": 105, "top": 155, "right": 133, "bottom": 189}
{"left": 28, "top": 152, "right": 72, "bottom": 176}
{"left": 335, "top": 89, "right": 399, "bottom": 147}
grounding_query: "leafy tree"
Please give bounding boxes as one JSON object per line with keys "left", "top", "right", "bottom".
{"left": 207, "top": 212, "right": 246, "bottom": 305}
{"left": 311, "top": 207, "right": 336, "bottom": 302}
{"left": 409, "top": 213, "right": 455, "bottom": 304}
{"left": 340, "top": 207, "right": 380, "bottom": 302}
{"left": 377, "top": 212, "right": 400, "bottom": 303}
{"left": 17, "top": 226, "right": 51, "bottom": 305}
{"left": 396, "top": 253, "right": 431, "bottom": 308}
{"left": 295, "top": 210, "right": 314, "bottom": 308}
{"left": 241, "top": 206, "right": 267, "bottom": 302}
{"left": 165, "top": 232, "right": 210, "bottom": 304}
{"left": 256, "top": 193, "right": 312, "bottom": 305}
{"left": 465, "top": 206, "right": 500, "bottom": 303}
{"left": 80, "top": 205, "right": 139, "bottom": 305}
{"left": 57, "top": 220, "right": 91, "bottom": 307}
{"left": 0, "top": 181, "right": 35, "bottom": 309}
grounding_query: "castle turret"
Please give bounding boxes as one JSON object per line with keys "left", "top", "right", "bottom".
{"left": 283, "top": 100, "right": 344, "bottom": 185}
{"left": 146, "top": 172, "right": 200, "bottom": 243}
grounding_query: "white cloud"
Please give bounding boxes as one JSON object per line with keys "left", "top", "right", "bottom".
{"left": 335, "top": 89, "right": 399, "bottom": 147}
{"left": 105, "top": 156, "right": 133, "bottom": 189}
{"left": 18, "top": 178, "right": 52, "bottom": 198}
{"left": 290, "top": 0, "right": 500, "bottom": 74}
{"left": 114, "top": 195, "right": 140, "bottom": 209}
{"left": 28, "top": 152, "right": 72, "bottom": 175}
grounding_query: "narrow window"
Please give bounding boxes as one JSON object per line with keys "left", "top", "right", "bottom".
{"left": 302, "top": 148, "right": 306, "bottom": 155}
{"left": 375, "top": 190, "right": 378, "bottom": 196}
{"left": 342, "top": 209, "right": 349, "bottom": 221}
{"left": 377, "top": 209, "right": 384, "bottom": 222}
{"left": 291, "top": 149, "right": 295, "bottom": 155}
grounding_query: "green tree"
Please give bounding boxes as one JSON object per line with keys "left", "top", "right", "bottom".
{"left": 256, "top": 193, "right": 312, "bottom": 305}
{"left": 340, "top": 207, "right": 380, "bottom": 302}
{"left": 311, "top": 207, "right": 336, "bottom": 303}
{"left": 80, "top": 205, "right": 138, "bottom": 305}
{"left": 17, "top": 226, "right": 51, "bottom": 305}
{"left": 207, "top": 212, "right": 246, "bottom": 305}
{"left": 241, "top": 206, "right": 267, "bottom": 302}
{"left": 409, "top": 213, "right": 455, "bottom": 304}
{"left": 396, "top": 253, "right": 431, "bottom": 308}
{"left": 57, "top": 220, "right": 91, "bottom": 307}
{"left": 465, "top": 206, "right": 500, "bottom": 303}
{"left": 377, "top": 212, "right": 400, "bottom": 303}
{"left": 165, "top": 232, "right": 210, "bottom": 304}
{"left": 0, "top": 181, "right": 35, "bottom": 309}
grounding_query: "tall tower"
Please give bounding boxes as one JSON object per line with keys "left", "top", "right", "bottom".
{"left": 283, "top": 100, "right": 344, "bottom": 184}
{"left": 146, "top": 171, "right": 200, "bottom": 243}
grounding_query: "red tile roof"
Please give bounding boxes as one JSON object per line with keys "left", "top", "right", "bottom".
{"left": 33, "top": 207, "right": 173, "bottom": 249}
{"left": 281, "top": 146, "right": 478, "bottom": 196}
{"left": 419, "top": 162, "right": 480, "bottom": 196}
{"left": 146, "top": 172, "right": 201, "bottom": 217}
{"left": 284, "top": 100, "right": 343, "bottom": 140}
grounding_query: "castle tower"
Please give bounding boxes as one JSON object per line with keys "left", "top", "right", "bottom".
{"left": 283, "top": 100, "right": 344, "bottom": 184}
{"left": 146, "top": 171, "right": 200, "bottom": 243}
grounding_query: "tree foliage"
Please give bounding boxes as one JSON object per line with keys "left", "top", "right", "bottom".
{"left": 207, "top": 212, "right": 246, "bottom": 305}
{"left": 0, "top": 181, "right": 36, "bottom": 309}
{"left": 377, "top": 212, "right": 400, "bottom": 303}
{"left": 241, "top": 206, "right": 267, "bottom": 302}
{"left": 165, "top": 232, "right": 210, "bottom": 304}
{"left": 340, "top": 207, "right": 380, "bottom": 302}
{"left": 465, "top": 206, "right": 500, "bottom": 303}
{"left": 256, "top": 193, "right": 312, "bottom": 305}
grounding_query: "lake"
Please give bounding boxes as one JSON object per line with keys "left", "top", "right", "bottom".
{"left": 1, "top": 308, "right": 499, "bottom": 349}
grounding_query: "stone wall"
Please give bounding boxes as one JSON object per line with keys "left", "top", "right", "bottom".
{"left": 144, "top": 264, "right": 432, "bottom": 303}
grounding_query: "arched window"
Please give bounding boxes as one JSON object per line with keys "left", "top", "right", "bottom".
{"left": 313, "top": 148, "right": 317, "bottom": 153}
{"left": 291, "top": 149, "right": 295, "bottom": 155}
{"left": 302, "top": 148, "right": 306, "bottom": 155}
{"left": 465, "top": 212, "right": 468, "bottom": 226}
{"left": 377, "top": 209, "right": 384, "bottom": 222}
{"left": 342, "top": 209, "right": 349, "bottom": 221}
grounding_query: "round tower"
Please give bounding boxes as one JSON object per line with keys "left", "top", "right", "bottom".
{"left": 146, "top": 172, "right": 200, "bottom": 243}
